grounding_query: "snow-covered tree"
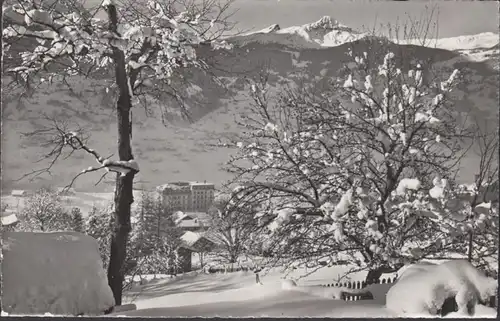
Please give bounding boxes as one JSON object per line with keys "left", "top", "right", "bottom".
{"left": 442, "top": 123, "right": 498, "bottom": 275}
{"left": 206, "top": 191, "right": 260, "bottom": 264}
{"left": 70, "top": 207, "right": 85, "bottom": 233}
{"left": 224, "top": 44, "right": 473, "bottom": 281}
{"left": 3, "top": 0, "right": 235, "bottom": 304}
{"left": 17, "top": 187, "right": 72, "bottom": 232}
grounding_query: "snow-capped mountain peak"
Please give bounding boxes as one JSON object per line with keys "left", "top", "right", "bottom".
{"left": 302, "top": 16, "right": 349, "bottom": 32}
{"left": 275, "top": 16, "right": 363, "bottom": 47}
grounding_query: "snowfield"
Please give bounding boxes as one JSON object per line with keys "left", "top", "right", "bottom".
{"left": 118, "top": 270, "right": 395, "bottom": 317}
{"left": 1, "top": 231, "right": 114, "bottom": 316}
{"left": 115, "top": 261, "right": 497, "bottom": 318}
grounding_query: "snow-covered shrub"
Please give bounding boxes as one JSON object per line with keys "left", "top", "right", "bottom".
{"left": 223, "top": 43, "right": 472, "bottom": 279}
{"left": 2, "top": 231, "right": 114, "bottom": 315}
{"left": 386, "top": 260, "right": 497, "bottom": 317}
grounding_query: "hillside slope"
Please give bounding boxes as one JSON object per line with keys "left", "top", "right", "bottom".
{"left": 2, "top": 18, "right": 498, "bottom": 192}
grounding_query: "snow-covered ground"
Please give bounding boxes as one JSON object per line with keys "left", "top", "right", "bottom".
{"left": 116, "top": 261, "right": 497, "bottom": 318}
{"left": 119, "top": 268, "right": 394, "bottom": 317}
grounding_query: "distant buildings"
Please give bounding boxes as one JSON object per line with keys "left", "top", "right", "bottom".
{"left": 156, "top": 181, "right": 216, "bottom": 212}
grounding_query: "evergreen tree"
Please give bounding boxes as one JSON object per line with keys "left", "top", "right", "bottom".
{"left": 132, "top": 191, "right": 184, "bottom": 274}
{"left": 86, "top": 206, "right": 113, "bottom": 269}
{"left": 70, "top": 207, "right": 85, "bottom": 233}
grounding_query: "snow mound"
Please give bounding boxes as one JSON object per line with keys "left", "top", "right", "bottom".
{"left": 386, "top": 260, "right": 497, "bottom": 317}
{"left": 2, "top": 231, "right": 115, "bottom": 316}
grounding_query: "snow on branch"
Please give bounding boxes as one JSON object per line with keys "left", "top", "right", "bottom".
{"left": 16, "top": 116, "right": 139, "bottom": 190}
{"left": 63, "top": 132, "right": 139, "bottom": 188}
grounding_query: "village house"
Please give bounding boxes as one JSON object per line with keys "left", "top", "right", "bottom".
{"left": 179, "top": 231, "right": 220, "bottom": 271}
{"left": 172, "top": 211, "right": 212, "bottom": 232}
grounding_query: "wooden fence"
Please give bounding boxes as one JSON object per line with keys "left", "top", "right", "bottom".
{"left": 206, "top": 266, "right": 252, "bottom": 273}
{"left": 322, "top": 277, "right": 398, "bottom": 289}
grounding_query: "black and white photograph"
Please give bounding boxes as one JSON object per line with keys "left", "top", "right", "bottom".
{"left": 1, "top": 0, "right": 498, "bottom": 317}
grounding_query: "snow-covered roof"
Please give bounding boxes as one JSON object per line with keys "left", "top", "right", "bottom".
{"left": 180, "top": 231, "right": 202, "bottom": 246}
{"left": 157, "top": 182, "right": 215, "bottom": 193}
{"left": 156, "top": 183, "right": 191, "bottom": 192}
{"left": 1, "top": 213, "right": 18, "bottom": 226}
{"left": 174, "top": 211, "right": 211, "bottom": 228}
{"left": 190, "top": 181, "right": 214, "bottom": 186}
{"left": 11, "top": 190, "right": 27, "bottom": 196}
{"left": 180, "top": 231, "right": 220, "bottom": 248}
{"left": 177, "top": 220, "right": 204, "bottom": 228}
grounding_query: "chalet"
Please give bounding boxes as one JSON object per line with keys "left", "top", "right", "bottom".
{"left": 173, "top": 211, "right": 211, "bottom": 231}
{"left": 178, "top": 231, "right": 220, "bottom": 272}
{"left": 180, "top": 231, "right": 219, "bottom": 253}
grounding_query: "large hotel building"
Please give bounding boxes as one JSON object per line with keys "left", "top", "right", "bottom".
{"left": 156, "top": 181, "right": 215, "bottom": 212}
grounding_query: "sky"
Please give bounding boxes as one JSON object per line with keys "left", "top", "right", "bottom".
{"left": 83, "top": 0, "right": 499, "bottom": 38}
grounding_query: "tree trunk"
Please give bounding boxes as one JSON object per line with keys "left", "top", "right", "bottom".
{"left": 107, "top": 92, "right": 135, "bottom": 305}
{"left": 104, "top": 3, "right": 137, "bottom": 305}
{"left": 365, "top": 269, "right": 383, "bottom": 285}
{"left": 365, "top": 265, "right": 401, "bottom": 285}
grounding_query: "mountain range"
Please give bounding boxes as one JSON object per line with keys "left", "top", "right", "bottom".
{"left": 1, "top": 16, "right": 498, "bottom": 192}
